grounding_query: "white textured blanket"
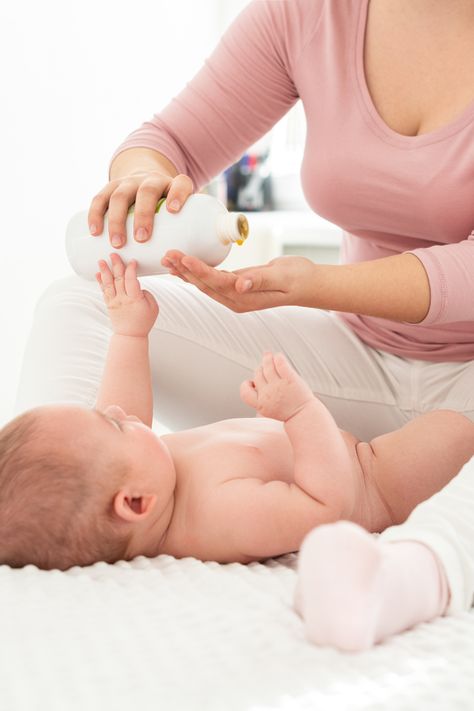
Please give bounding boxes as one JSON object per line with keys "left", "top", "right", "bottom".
{"left": 1, "top": 553, "right": 473, "bottom": 710}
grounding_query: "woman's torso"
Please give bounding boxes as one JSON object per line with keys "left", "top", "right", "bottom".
{"left": 296, "top": 0, "right": 474, "bottom": 360}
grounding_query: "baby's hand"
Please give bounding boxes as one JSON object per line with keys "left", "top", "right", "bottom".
{"left": 96, "top": 254, "right": 159, "bottom": 337}
{"left": 240, "top": 352, "right": 314, "bottom": 421}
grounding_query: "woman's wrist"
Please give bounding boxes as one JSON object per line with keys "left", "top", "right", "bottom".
{"left": 299, "top": 253, "right": 430, "bottom": 323}
{"left": 109, "top": 147, "right": 178, "bottom": 181}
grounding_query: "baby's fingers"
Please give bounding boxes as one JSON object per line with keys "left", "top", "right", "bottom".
{"left": 273, "top": 352, "right": 295, "bottom": 380}
{"left": 262, "top": 351, "right": 278, "bottom": 382}
{"left": 110, "top": 253, "right": 126, "bottom": 297}
{"left": 124, "top": 259, "right": 142, "bottom": 298}
{"left": 97, "top": 259, "right": 116, "bottom": 300}
{"left": 240, "top": 379, "right": 258, "bottom": 409}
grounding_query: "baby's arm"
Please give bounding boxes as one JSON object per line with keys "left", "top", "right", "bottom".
{"left": 240, "top": 352, "right": 358, "bottom": 515}
{"left": 208, "top": 477, "right": 338, "bottom": 560}
{"left": 94, "top": 254, "right": 159, "bottom": 426}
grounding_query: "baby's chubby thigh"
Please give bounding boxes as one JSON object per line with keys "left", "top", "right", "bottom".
{"left": 367, "top": 410, "right": 474, "bottom": 526}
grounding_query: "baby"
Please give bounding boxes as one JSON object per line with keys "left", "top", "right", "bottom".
{"left": 1, "top": 254, "right": 473, "bottom": 578}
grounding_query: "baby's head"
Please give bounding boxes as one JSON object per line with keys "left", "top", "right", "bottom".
{"left": 0, "top": 404, "right": 176, "bottom": 570}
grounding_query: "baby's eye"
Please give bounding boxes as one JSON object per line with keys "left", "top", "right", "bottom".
{"left": 110, "top": 418, "right": 123, "bottom": 431}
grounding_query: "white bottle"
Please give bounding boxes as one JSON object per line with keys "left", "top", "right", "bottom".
{"left": 65, "top": 193, "right": 249, "bottom": 280}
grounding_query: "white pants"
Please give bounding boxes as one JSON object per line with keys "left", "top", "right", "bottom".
{"left": 15, "top": 274, "right": 474, "bottom": 611}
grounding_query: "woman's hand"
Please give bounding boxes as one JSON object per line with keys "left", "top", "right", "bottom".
{"left": 96, "top": 253, "right": 159, "bottom": 337}
{"left": 161, "top": 251, "right": 317, "bottom": 312}
{"left": 88, "top": 170, "right": 194, "bottom": 249}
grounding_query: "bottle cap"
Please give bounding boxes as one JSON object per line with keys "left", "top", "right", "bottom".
{"left": 217, "top": 213, "right": 249, "bottom": 246}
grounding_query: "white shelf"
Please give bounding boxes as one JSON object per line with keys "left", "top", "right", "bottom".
{"left": 221, "top": 209, "right": 342, "bottom": 270}
{"left": 243, "top": 209, "right": 342, "bottom": 245}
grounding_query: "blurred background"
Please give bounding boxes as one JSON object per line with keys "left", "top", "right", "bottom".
{"left": 0, "top": 0, "right": 340, "bottom": 427}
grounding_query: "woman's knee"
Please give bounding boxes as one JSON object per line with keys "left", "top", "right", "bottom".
{"left": 35, "top": 275, "right": 101, "bottom": 309}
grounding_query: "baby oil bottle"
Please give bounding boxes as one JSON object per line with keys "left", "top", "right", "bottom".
{"left": 65, "top": 193, "right": 249, "bottom": 280}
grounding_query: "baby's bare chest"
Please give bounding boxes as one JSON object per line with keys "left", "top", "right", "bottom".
{"left": 163, "top": 419, "right": 295, "bottom": 561}
{"left": 181, "top": 418, "right": 294, "bottom": 486}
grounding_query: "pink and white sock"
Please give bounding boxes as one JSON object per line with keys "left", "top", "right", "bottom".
{"left": 294, "top": 521, "right": 449, "bottom": 652}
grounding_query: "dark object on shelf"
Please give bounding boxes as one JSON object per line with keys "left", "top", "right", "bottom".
{"left": 224, "top": 151, "right": 274, "bottom": 212}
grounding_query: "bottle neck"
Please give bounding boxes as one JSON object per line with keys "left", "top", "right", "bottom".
{"left": 216, "top": 213, "right": 249, "bottom": 246}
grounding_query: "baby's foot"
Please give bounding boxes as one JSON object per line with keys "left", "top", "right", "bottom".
{"left": 294, "top": 521, "right": 448, "bottom": 651}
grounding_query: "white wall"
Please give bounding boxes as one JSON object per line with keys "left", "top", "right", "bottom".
{"left": 0, "top": 0, "right": 250, "bottom": 426}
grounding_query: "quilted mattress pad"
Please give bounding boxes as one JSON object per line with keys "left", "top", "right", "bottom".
{"left": 1, "top": 552, "right": 473, "bottom": 710}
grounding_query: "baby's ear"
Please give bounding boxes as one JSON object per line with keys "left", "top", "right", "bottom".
{"left": 113, "top": 490, "right": 157, "bottom": 522}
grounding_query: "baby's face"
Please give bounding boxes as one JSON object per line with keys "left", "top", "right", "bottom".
{"left": 37, "top": 403, "right": 176, "bottom": 501}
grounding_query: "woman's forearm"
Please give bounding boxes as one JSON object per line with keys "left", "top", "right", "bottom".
{"left": 306, "top": 252, "right": 431, "bottom": 323}
{"left": 109, "top": 147, "right": 179, "bottom": 181}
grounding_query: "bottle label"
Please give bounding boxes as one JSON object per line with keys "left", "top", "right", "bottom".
{"left": 155, "top": 197, "right": 166, "bottom": 213}
{"left": 128, "top": 197, "right": 166, "bottom": 214}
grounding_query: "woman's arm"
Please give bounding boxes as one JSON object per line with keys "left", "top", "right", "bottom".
{"left": 91, "top": 0, "right": 315, "bottom": 250}
{"left": 162, "top": 250, "right": 431, "bottom": 324}
{"left": 165, "top": 229, "right": 474, "bottom": 325}
{"left": 306, "top": 252, "right": 430, "bottom": 323}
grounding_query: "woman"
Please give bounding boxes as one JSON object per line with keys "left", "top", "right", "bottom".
{"left": 16, "top": 0, "right": 474, "bottom": 650}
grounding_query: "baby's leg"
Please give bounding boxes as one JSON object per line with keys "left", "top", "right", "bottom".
{"left": 295, "top": 452, "right": 474, "bottom": 651}
{"left": 294, "top": 521, "right": 448, "bottom": 651}
{"left": 364, "top": 410, "right": 474, "bottom": 526}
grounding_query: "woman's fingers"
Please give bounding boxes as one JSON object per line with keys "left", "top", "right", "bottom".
{"left": 161, "top": 253, "right": 303, "bottom": 313}
{"left": 88, "top": 183, "right": 117, "bottom": 237}
{"left": 172, "top": 255, "right": 282, "bottom": 298}
{"left": 132, "top": 174, "right": 172, "bottom": 243}
{"left": 106, "top": 185, "right": 138, "bottom": 249}
{"left": 181, "top": 255, "right": 238, "bottom": 292}
{"left": 131, "top": 172, "right": 193, "bottom": 242}
{"left": 88, "top": 172, "right": 194, "bottom": 250}
{"left": 164, "top": 174, "right": 194, "bottom": 213}
{"left": 234, "top": 261, "right": 285, "bottom": 294}
{"left": 163, "top": 252, "right": 240, "bottom": 307}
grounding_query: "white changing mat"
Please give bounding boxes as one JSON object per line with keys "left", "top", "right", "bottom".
{"left": 1, "top": 553, "right": 473, "bottom": 711}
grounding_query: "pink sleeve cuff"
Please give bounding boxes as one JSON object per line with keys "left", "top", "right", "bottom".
{"left": 408, "top": 248, "right": 449, "bottom": 326}
{"left": 408, "top": 231, "right": 474, "bottom": 325}
{"left": 108, "top": 118, "right": 189, "bottom": 182}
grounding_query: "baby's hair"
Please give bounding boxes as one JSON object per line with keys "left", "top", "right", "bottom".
{"left": 0, "top": 409, "right": 131, "bottom": 570}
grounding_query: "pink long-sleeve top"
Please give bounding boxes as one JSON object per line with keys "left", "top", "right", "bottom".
{"left": 111, "top": 0, "right": 474, "bottom": 362}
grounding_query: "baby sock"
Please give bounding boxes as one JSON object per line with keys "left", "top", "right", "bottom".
{"left": 294, "top": 521, "right": 449, "bottom": 651}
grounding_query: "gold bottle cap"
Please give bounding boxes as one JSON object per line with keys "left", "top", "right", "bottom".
{"left": 236, "top": 215, "right": 249, "bottom": 246}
